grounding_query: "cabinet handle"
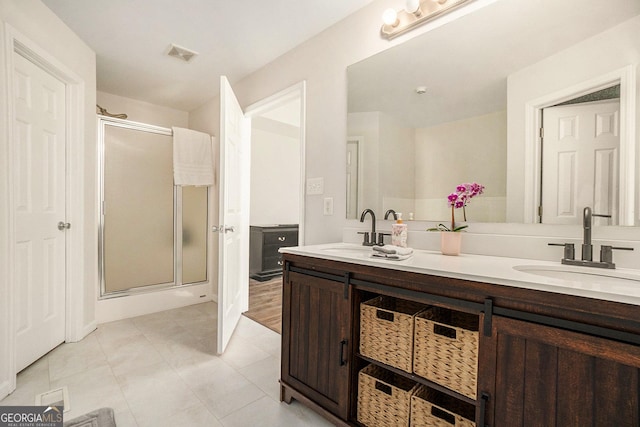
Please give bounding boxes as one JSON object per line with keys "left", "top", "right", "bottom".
{"left": 479, "top": 392, "right": 490, "bottom": 427}
{"left": 431, "top": 406, "right": 455, "bottom": 424}
{"left": 434, "top": 324, "right": 457, "bottom": 339}
{"left": 278, "top": 236, "right": 286, "bottom": 242}
{"left": 374, "top": 381, "right": 392, "bottom": 395}
{"left": 376, "top": 309, "right": 394, "bottom": 322}
{"left": 339, "top": 339, "right": 348, "bottom": 366}
{"left": 277, "top": 260, "right": 283, "bottom": 266}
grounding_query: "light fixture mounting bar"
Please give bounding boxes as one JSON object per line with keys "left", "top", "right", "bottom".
{"left": 381, "top": 0, "right": 473, "bottom": 39}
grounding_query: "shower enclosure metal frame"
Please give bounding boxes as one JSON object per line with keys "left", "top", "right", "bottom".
{"left": 97, "top": 115, "right": 208, "bottom": 298}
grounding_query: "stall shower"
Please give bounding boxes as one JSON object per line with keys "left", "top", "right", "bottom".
{"left": 98, "top": 116, "right": 208, "bottom": 297}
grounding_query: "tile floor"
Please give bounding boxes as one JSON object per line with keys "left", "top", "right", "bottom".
{"left": 0, "top": 302, "right": 333, "bottom": 427}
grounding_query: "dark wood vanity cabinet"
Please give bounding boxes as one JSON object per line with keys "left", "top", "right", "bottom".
{"left": 480, "top": 315, "right": 640, "bottom": 426}
{"left": 280, "top": 268, "right": 351, "bottom": 421}
{"left": 280, "top": 253, "right": 640, "bottom": 427}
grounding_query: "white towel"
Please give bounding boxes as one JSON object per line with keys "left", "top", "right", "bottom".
{"left": 372, "top": 245, "right": 414, "bottom": 256}
{"left": 172, "top": 127, "right": 215, "bottom": 186}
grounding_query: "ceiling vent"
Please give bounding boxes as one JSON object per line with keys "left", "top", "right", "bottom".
{"left": 166, "top": 43, "right": 198, "bottom": 63}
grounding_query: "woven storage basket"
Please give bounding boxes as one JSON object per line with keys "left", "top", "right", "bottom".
{"left": 360, "top": 296, "right": 427, "bottom": 372}
{"left": 413, "top": 307, "right": 479, "bottom": 399}
{"left": 411, "top": 385, "right": 476, "bottom": 427}
{"left": 358, "top": 364, "right": 420, "bottom": 427}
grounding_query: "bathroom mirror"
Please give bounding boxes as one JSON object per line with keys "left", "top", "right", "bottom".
{"left": 347, "top": 0, "right": 640, "bottom": 225}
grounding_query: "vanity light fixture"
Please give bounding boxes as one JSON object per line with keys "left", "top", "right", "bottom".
{"left": 381, "top": 0, "right": 472, "bottom": 39}
{"left": 382, "top": 8, "right": 399, "bottom": 27}
{"left": 405, "top": 0, "right": 423, "bottom": 17}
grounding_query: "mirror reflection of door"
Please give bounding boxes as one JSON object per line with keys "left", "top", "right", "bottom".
{"left": 541, "top": 98, "right": 620, "bottom": 225}
{"left": 346, "top": 137, "right": 362, "bottom": 219}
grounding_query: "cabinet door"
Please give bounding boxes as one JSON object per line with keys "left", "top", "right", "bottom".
{"left": 479, "top": 315, "right": 640, "bottom": 427}
{"left": 281, "top": 270, "right": 351, "bottom": 419}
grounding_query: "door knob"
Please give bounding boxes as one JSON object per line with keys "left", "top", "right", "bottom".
{"left": 212, "top": 225, "right": 235, "bottom": 233}
{"left": 57, "top": 221, "right": 71, "bottom": 231}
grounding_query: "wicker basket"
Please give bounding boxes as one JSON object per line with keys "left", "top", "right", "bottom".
{"left": 360, "top": 296, "right": 427, "bottom": 372}
{"left": 411, "top": 385, "right": 476, "bottom": 427}
{"left": 413, "top": 307, "right": 479, "bottom": 399}
{"left": 358, "top": 364, "right": 420, "bottom": 427}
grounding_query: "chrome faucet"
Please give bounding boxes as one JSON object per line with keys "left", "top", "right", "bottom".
{"left": 359, "top": 209, "right": 377, "bottom": 246}
{"left": 549, "top": 206, "right": 632, "bottom": 269}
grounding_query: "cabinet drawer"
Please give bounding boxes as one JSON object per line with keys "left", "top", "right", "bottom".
{"left": 264, "top": 230, "right": 298, "bottom": 246}
{"left": 262, "top": 243, "right": 282, "bottom": 259}
{"left": 263, "top": 254, "right": 284, "bottom": 271}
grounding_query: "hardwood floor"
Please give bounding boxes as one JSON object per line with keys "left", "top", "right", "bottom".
{"left": 243, "top": 276, "right": 283, "bottom": 334}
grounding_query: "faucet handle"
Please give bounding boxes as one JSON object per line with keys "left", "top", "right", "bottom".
{"left": 548, "top": 243, "right": 575, "bottom": 261}
{"left": 600, "top": 245, "right": 634, "bottom": 265}
{"left": 376, "top": 232, "right": 391, "bottom": 246}
{"left": 358, "top": 231, "right": 372, "bottom": 246}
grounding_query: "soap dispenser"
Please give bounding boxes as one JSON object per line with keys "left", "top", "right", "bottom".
{"left": 391, "top": 213, "right": 408, "bottom": 248}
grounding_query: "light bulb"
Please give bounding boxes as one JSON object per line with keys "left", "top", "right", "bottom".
{"left": 405, "top": 0, "right": 421, "bottom": 15}
{"left": 382, "top": 8, "right": 399, "bottom": 26}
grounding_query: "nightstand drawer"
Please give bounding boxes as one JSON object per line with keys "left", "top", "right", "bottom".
{"left": 263, "top": 254, "right": 284, "bottom": 271}
{"left": 264, "top": 230, "right": 298, "bottom": 246}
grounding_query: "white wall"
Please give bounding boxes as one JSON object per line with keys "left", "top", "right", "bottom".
{"left": 250, "top": 120, "right": 301, "bottom": 225}
{"left": 0, "top": 0, "right": 96, "bottom": 398}
{"left": 97, "top": 91, "right": 188, "bottom": 128}
{"left": 379, "top": 112, "right": 415, "bottom": 217}
{"left": 347, "top": 112, "right": 380, "bottom": 214}
{"left": 415, "top": 110, "right": 507, "bottom": 222}
{"left": 347, "top": 110, "right": 505, "bottom": 222}
{"left": 189, "top": 0, "right": 498, "bottom": 245}
{"left": 506, "top": 15, "right": 640, "bottom": 223}
{"left": 347, "top": 111, "right": 415, "bottom": 217}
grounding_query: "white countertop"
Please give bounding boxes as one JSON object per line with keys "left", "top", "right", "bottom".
{"left": 280, "top": 243, "right": 640, "bottom": 307}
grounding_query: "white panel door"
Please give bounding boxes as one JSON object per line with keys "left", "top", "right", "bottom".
{"left": 541, "top": 100, "right": 620, "bottom": 225}
{"left": 13, "top": 52, "right": 67, "bottom": 371}
{"left": 217, "top": 76, "right": 250, "bottom": 354}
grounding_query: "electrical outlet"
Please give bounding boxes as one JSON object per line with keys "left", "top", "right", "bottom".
{"left": 306, "top": 177, "right": 324, "bottom": 195}
{"left": 323, "top": 197, "right": 334, "bottom": 215}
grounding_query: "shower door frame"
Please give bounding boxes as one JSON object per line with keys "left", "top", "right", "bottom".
{"left": 97, "top": 116, "right": 208, "bottom": 298}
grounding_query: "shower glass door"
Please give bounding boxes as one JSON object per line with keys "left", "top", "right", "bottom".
{"left": 99, "top": 117, "right": 208, "bottom": 296}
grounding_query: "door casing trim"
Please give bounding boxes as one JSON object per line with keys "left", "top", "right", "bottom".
{"left": 523, "top": 65, "right": 636, "bottom": 224}
{"left": 1, "top": 24, "right": 90, "bottom": 397}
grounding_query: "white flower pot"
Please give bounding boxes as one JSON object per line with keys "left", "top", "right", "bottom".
{"left": 440, "top": 232, "right": 462, "bottom": 256}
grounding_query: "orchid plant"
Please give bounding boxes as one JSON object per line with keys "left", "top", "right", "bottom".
{"left": 428, "top": 182, "right": 485, "bottom": 232}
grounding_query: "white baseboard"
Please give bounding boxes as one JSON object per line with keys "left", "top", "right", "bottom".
{"left": 0, "top": 379, "right": 14, "bottom": 401}
{"left": 96, "top": 283, "right": 213, "bottom": 324}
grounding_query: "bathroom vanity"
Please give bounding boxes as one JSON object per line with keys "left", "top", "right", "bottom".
{"left": 279, "top": 244, "right": 640, "bottom": 426}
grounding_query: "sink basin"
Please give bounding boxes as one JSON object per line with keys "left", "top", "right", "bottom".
{"left": 514, "top": 265, "right": 640, "bottom": 288}
{"left": 318, "top": 244, "right": 373, "bottom": 257}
